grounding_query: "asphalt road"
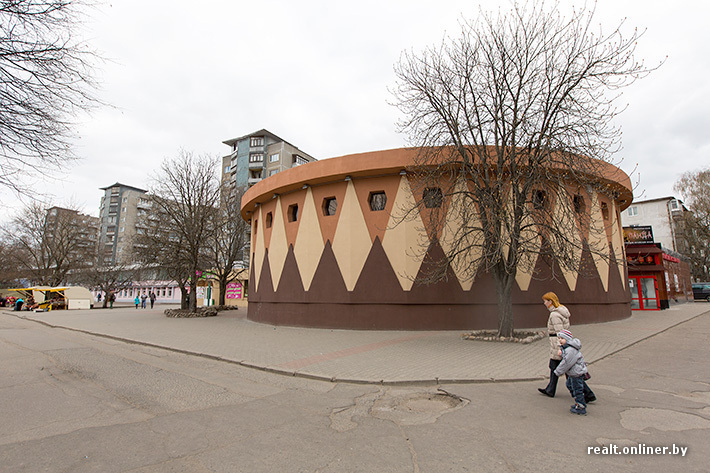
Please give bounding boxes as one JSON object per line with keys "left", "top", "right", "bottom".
{"left": 1, "top": 311, "right": 709, "bottom": 472}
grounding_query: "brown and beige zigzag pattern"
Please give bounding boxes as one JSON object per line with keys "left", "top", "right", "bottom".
{"left": 249, "top": 237, "right": 630, "bottom": 327}
{"left": 249, "top": 175, "right": 626, "bottom": 295}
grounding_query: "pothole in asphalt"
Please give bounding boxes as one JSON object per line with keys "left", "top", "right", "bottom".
{"left": 370, "top": 389, "right": 469, "bottom": 425}
{"left": 620, "top": 407, "right": 710, "bottom": 432}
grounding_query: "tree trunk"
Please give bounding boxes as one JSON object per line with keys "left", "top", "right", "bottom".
{"left": 180, "top": 286, "right": 189, "bottom": 310}
{"left": 189, "top": 279, "right": 197, "bottom": 312}
{"left": 493, "top": 264, "right": 515, "bottom": 337}
{"left": 218, "top": 276, "right": 227, "bottom": 306}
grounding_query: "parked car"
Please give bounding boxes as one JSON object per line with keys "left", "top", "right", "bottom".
{"left": 692, "top": 283, "right": 710, "bottom": 301}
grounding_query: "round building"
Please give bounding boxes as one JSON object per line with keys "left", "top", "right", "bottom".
{"left": 240, "top": 148, "right": 632, "bottom": 330}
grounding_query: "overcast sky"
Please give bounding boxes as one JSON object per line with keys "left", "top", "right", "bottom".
{"left": 6, "top": 0, "right": 708, "bottom": 216}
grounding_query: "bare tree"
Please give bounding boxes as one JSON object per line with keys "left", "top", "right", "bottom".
{"left": 2, "top": 202, "right": 97, "bottom": 286}
{"left": 0, "top": 0, "right": 101, "bottom": 198}
{"left": 674, "top": 169, "right": 710, "bottom": 281}
{"left": 134, "top": 151, "right": 220, "bottom": 312}
{"left": 393, "top": 2, "right": 654, "bottom": 336}
{"left": 0, "top": 236, "right": 25, "bottom": 287}
{"left": 204, "top": 184, "right": 249, "bottom": 306}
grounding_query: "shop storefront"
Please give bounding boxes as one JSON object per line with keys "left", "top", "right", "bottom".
{"left": 626, "top": 244, "right": 663, "bottom": 310}
{"left": 624, "top": 226, "right": 693, "bottom": 310}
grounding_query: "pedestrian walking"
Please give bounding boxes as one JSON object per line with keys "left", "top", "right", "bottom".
{"left": 538, "top": 292, "right": 595, "bottom": 403}
{"left": 149, "top": 291, "right": 156, "bottom": 309}
{"left": 134, "top": 295, "right": 140, "bottom": 309}
{"left": 140, "top": 293, "right": 147, "bottom": 309}
{"left": 554, "top": 329, "right": 593, "bottom": 415}
{"left": 109, "top": 292, "right": 115, "bottom": 308}
{"left": 538, "top": 292, "right": 570, "bottom": 397}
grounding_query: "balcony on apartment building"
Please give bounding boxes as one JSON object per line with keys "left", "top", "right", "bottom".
{"left": 248, "top": 153, "right": 265, "bottom": 170}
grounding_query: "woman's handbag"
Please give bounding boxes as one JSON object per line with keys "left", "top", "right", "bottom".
{"left": 583, "top": 372, "right": 591, "bottom": 380}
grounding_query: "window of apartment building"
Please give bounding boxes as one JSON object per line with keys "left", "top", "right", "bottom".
{"left": 250, "top": 170, "right": 262, "bottom": 179}
{"left": 108, "top": 216, "right": 116, "bottom": 224}
{"left": 121, "top": 207, "right": 126, "bottom": 213}
{"left": 423, "top": 187, "right": 443, "bottom": 208}
{"left": 669, "top": 200, "right": 679, "bottom": 210}
{"left": 293, "top": 155, "right": 308, "bottom": 166}
{"left": 270, "top": 153, "right": 279, "bottom": 163}
{"left": 224, "top": 165, "right": 230, "bottom": 174}
{"left": 121, "top": 216, "right": 126, "bottom": 222}
{"left": 250, "top": 153, "right": 264, "bottom": 163}
{"left": 269, "top": 169, "right": 278, "bottom": 176}
{"left": 369, "top": 191, "right": 387, "bottom": 211}
{"left": 323, "top": 197, "right": 338, "bottom": 216}
{"left": 627, "top": 206, "right": 638, "bottom": 216}
{"left": 288, "top": 204, "right": 299, "bottom": 222}
{"left": 122, "top": 197, "right": 128, "bottom": 203}
{"left": 120, "top": 227, "right": 124, "bottom": 232}
{"left": 250, "top": 137, "right": 264, "bottom": 147}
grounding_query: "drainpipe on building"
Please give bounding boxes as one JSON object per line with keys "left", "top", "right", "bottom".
{"left": 667, "top": 199, "right": 678, "bottom": 253}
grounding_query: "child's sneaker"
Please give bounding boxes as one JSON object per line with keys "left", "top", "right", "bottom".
{"left": 570, "top": 403, "right": 587, "bottom": 415}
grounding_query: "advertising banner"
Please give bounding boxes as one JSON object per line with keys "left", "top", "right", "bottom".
{"left": 623, "top": 226, "right": 654, "bottom": 244}
{"left": 226, "top": 282, "right": 243, "bottom": 299}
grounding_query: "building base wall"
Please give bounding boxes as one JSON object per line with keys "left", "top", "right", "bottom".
{"left": 247, "top": 301, "right": 630, "bottom": 330}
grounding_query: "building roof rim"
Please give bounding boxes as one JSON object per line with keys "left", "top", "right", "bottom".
{"left": 240, "top": 146, "right": 633, "bottom": 220}
{"left": 99, "top": 182, "right": 148, "bottom": 193}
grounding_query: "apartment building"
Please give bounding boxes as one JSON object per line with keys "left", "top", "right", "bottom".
{"left": 45, "top": 206, "right": 99, "bottom": 267}
{"left": 222, "top": 129, "right": 316, "bottom": 189}
{"left": 97, "top": 183, "right": 149, "bottom": 265}
{"left": 620, "top": 196, "right": 689, "bottom": 254}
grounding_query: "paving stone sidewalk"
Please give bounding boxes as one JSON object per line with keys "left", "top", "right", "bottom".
{"left": 7, "top": 302, "right": 709, "bottom": 385}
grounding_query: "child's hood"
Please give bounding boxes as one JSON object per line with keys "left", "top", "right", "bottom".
{"left": 563, "top": 337, "right": 582, "bottom": 350}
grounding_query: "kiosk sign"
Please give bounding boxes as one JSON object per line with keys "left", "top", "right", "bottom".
{"left": 226, "top": 282, "right": 243, "bottom": 299}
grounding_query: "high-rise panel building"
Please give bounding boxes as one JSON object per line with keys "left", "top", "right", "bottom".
{"left": 222, "top": 129, "right": 316, "bottom": 189}
{"left": 97, "top": 183, "right": 149, "bottom": 265}
{"left": 45, "top": 206, "right": 100, "bottom": 268}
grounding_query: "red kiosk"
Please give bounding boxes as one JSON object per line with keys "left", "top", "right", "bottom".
{"left": 624, "top": 226, "right": 693, "bottom": 310}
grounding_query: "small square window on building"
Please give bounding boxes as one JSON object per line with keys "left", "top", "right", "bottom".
{"left": 601, "top": 202, "right": 610, "bottom": 220}
{"left": 288, "top": 204, "right": 299, "bottom": 222}
{"left": 423, "top": 187, "right": 443, "bottom": 208}
{"left": 369, "top": 191, "right": 387, "bottom": 211}
{"left": 323, "top": 197, "right": 338, "bottom": 216}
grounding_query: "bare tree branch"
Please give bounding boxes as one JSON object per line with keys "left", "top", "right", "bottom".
{"left": 0, "top": 0, "right": 102, "bottom": 198}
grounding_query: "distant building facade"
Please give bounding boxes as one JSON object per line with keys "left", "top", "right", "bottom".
{"left": 97, "top": 183, "right": 150, "bottom": 265}
{"left": 621, "top": 197, "right": 689, "bottom": 254}
{"left": 45, "top": 206, "right": 99, "bottom": 268}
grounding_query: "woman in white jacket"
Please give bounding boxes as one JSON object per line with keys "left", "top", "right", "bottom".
{"left": 538, "top": 292, "right": 570, "bottom": 397}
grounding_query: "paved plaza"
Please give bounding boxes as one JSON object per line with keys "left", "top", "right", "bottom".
{"left": 11, "top": 301, "right": 709, "bottom": 385}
